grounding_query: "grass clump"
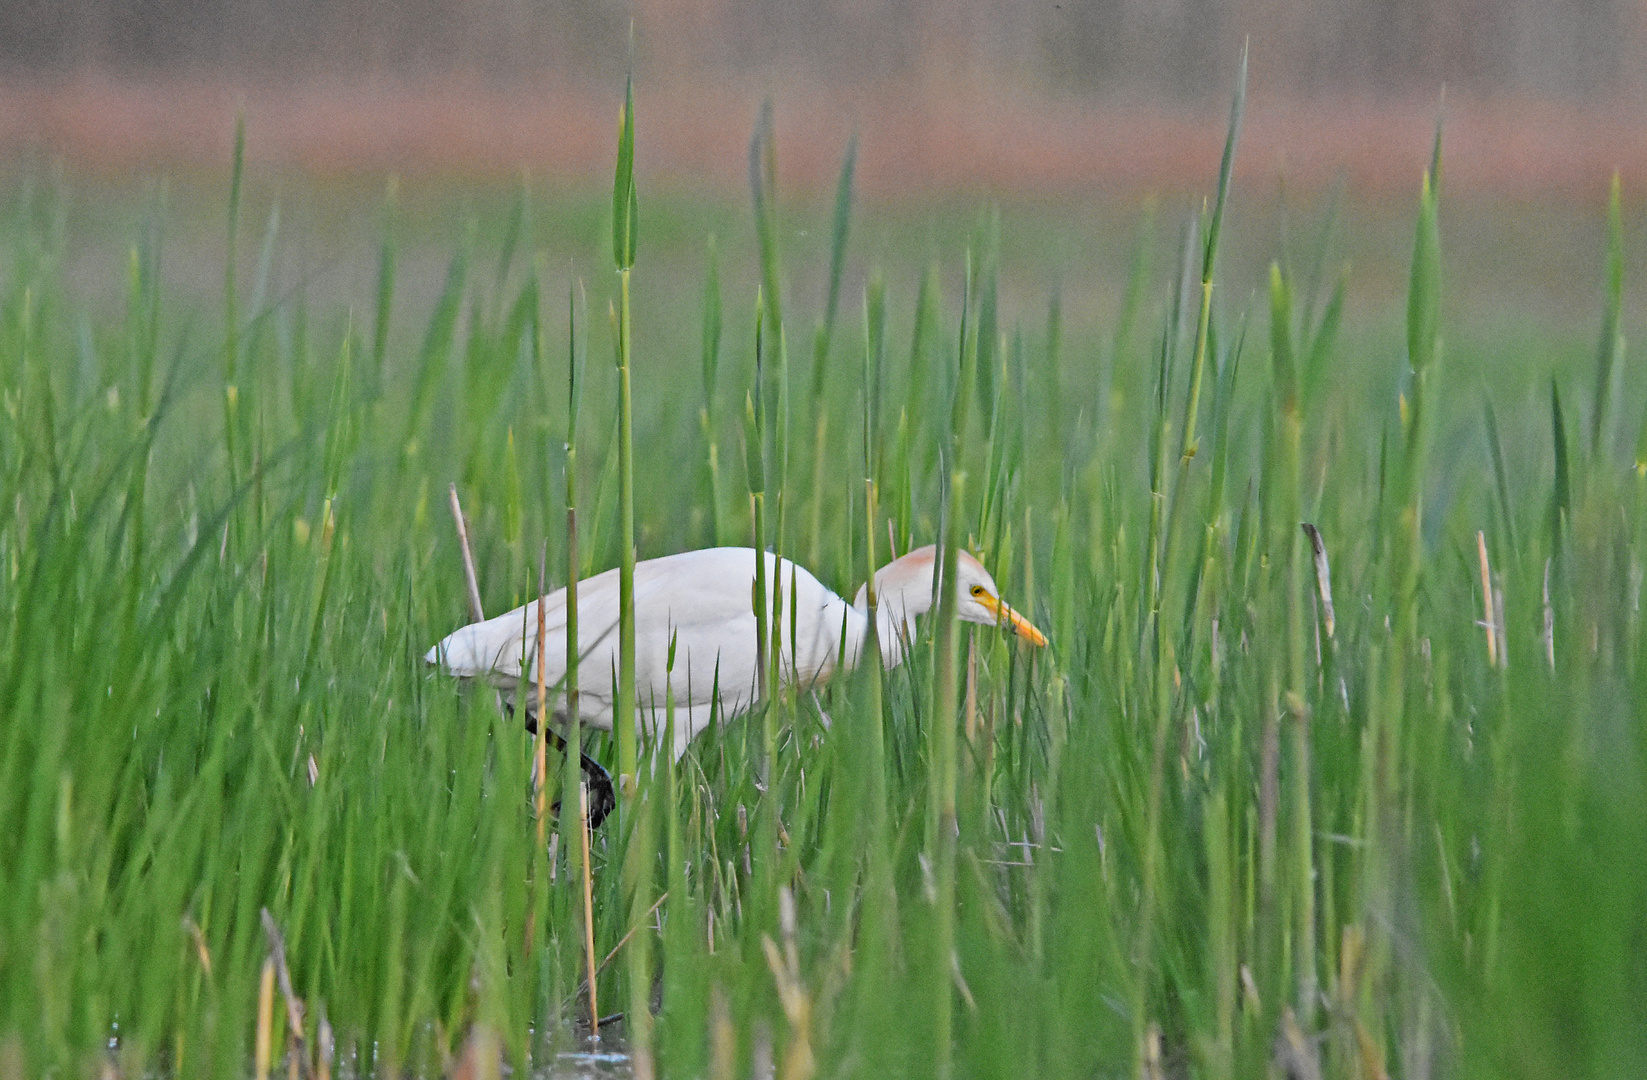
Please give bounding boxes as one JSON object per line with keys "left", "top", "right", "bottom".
{"left": 1, "top": 73, "right": 1645, "bottom": 1080}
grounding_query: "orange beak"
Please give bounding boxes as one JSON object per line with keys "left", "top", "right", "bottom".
{"left": 980, "top": 594, "right": 1049, "bottom": 647}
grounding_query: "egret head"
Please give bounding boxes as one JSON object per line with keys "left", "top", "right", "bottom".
{"left": 954, "top": 551, "right": 1049, "bottom": 646}
{"left": 862, "top": 545, "right": 1047, "bottom": 647}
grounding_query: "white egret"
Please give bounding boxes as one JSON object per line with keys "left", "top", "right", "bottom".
{"left": 426, "top": 544, "right": 1046, "bottom": 757}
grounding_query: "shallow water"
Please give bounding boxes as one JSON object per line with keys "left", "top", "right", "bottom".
{"left": 543, "top": 1046, "right": 632, "bottom": 1079}
{"left": 538, "top": 1033, "right": 631, "bottom": 1080}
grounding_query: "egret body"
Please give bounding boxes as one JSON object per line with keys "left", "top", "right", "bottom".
{"left": 426, "top": 544, "right": 1046, "bottom": 755}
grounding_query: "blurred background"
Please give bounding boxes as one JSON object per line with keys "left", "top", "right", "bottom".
{"left": 0, "top": 0, "right": 1638, "bottom": 96}
{"left": 0, "top": 0, "right": 1639, "bottom": 197}
{"left": 0, "top": 0, "right": 1632, "bottom": 92}
{"left": 0, "top": 0, "right": 1638, "bottom": 424}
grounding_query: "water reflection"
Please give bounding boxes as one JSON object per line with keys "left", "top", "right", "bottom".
{"left": 543, "top": 1037, "right": 630, "bottom": 1079}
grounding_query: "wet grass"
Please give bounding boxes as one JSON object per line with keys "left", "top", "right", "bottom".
{"left": 1, "top": 77, "right": 1645, "bottom": 1079}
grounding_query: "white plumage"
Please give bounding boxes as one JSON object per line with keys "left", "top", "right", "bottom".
{"left": 425, "top": 544, "right": 1045, "bottom": 755}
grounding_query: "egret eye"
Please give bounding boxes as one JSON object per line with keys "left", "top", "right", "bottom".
{"left": 970, "top": 585, "right": 986, "bottom": 598}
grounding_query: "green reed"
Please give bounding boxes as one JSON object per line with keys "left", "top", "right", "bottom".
{"left": 0, "top": 65, "right": 1644, "bottom": 1080}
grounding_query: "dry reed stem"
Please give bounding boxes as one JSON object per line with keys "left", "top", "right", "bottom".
{"left": 709, "top": 985, "right": 737, "bottom": 1080}
{"left": 316, "top": 1009, "right": 333, "bottom": 1080}
{"left": 762, "top": 888, "right": 815, "bottom": 1080}
{"left": 445, "top": 485, "right": 513, "bottom": 734}
{"left": 1494, "top": 586, "right": 1508, "bottom": 669}
{"left": 259, "top": 909, "right": 308, "bottom": 1080}
{"left": 580, "top": 782, "right": 600, "bottom": 1036}
{"left": 452, "top": 1024, "right": 500, "bottom": 1080}
{"left": 254, "top": 957, "right": 275, "bottom": 1080}
{"left": 1142, "top": 1022, "right": 1164, "bottom": 1080}
{"left": 1274, "top": 1007, "right": 1323, "bottom": 1080}
{"left": 1303, "top": 523, "right": 1336, "bottom": 639}
{"left": 182, "top": 916, "right": 212, "bottom": 976}
{"left": 567, "top": 889, "right": 670, "bottom": 1005}
{"left": 448, "top": 484, "right": 485, "bottom": 623}
{"left": 964, "top": 639, "right": 977, "bottom": 743}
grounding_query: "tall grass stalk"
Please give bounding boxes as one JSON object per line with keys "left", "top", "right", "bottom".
{"left": 701, "top": 238, "right": 724, "bottom": 545}
{"left": 1134, "top": 59, "right": 1243, "bottom": 1074}
{"left": 807, "top": 137, "right": 857, "bottom": 567}
{"left": 534, "top": 547, "right": 550, "bottom": 847}
{"left": 749, "top": 101, "right": 792, "bottom": 738}
{"left": 223, "top": 114, "right": 246, "bottom": 551}
{"left": 613, "top": 75, "right": 640, "bottom": 794}
{"left": 1268, "top": 263, "right": 1314, "bottom": 1024}
{"left": 560, "top": 277, "right": 597, "bottom": 1037}
{"left": 860, "top": 286, "right": 888, "bottom": 817}
{"left": 1178, "top": 43, "right": 1246, "bottom": 473}
{"left": 370, "top": 177, "right": 397, "bottom": 394}
{"left": 747, "top": 298, "right": 771, "bottom": 708}
{"left": 928, "top": 255, "right": 974, "bottom": 1080}
{"left": 1592, "top": 172, "right": 1625, "bottom": 461}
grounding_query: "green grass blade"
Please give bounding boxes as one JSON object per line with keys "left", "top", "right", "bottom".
{"left": 371, "top": 178, "right": 398, "bottom": 391}
{"left": 1485, "top": 397, "right": 1521, "bottom": 563}
{"left": 1407, "top": 173, "right": 1442, "bottom": 379}
{"left": 1593, "top": 172, "right": 1624, "bottom": 459}
{"left": 812, "top": 134, "right": 858, "bottom": 399}
{"left": 612, "top": 77, "right": 637, "bottom": 272}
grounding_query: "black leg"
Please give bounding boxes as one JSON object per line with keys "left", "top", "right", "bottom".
{"left": 517, "top": 708, "right": 617, "bottom": 829}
